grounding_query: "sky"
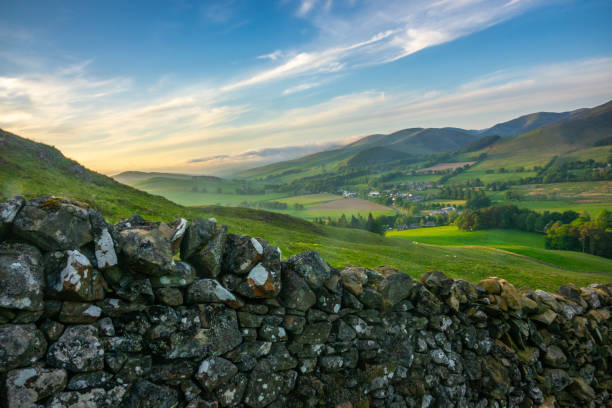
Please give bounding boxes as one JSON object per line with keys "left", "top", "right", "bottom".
{"left": 1, "top": 0, "right": 612, "bottom": 176}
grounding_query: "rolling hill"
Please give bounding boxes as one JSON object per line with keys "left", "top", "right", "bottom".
{"left": 2, "top": 128, "right": 610, "bottom": 290}
{"left": 235, "top": 104, "right": 591, "bottom": 182}
{"left": 458, "top": 99, "right": 612, "bottom": 173}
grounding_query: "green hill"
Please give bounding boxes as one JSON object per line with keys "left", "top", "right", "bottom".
{"left": 479, "top": 110, "right": 581, "bottom": 138}
{"left": 235, "top": 105, "right": 592, "bottom": 182}
{"left": 453, "top": 99, "right": 612, "bottom": 176}
{"left": 2, "top": 128, "right": 610, "bottom": 290}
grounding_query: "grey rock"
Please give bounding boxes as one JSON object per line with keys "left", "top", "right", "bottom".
{"left": 150, "top": 261, "right": 196, "bottom": 288}
{"left": 12, "top": 196, "right": 93, "bottom": 251}
{"left": 0, "top": 324, "right": 47, "bottom": 372}
{"left": 89, "top": 210, "right": 118, "bottom": 270}
{"left": 216, "top": 372, "right": 248, "bottom": 407}
{"left": 46, "top": 325, "right": 104, "bottom": 372}
{"left": 181, "top": 219, "right": 227, "bottom": 278}
{"left": 123, "top": 379, "right": 179, "bottom": 408}
{"left": 67, "top": 370, "right": 113, "bottom": 390}
{"left": 46, "top": 249, "right": 106, "bottom": 301}
{"left": 154, "top": 287, "right": 183, "bottom": 306}
{"left": 0, "top": 195, "right": 24, "bottom": 239}
{"left": 279, "top": 267, "right": 316, "bottom": 312}
{"left": 186, "top": 279, "right": 241, "bottom": 308}
{"left": 114, "top": 215, "right": 176, "bottom": 276}
{"left": 45, "top": 385, "right": 128, "bottom": 408}
{"left": 224, "top": 234, "right": 265, "bottom": 275}
{"left": 5, "top": 366, "right": 67, "bottom": 408}
{"left": 244, "top": 369, "right": 285, "bottom": 407}
{"left": 59, "top": 301, "right": 103, "bottom": 324}
{"left": 0, "top": 242, "right": 44, "bottom": 311}
{"left": 196, "top": 356, "right": 238, "bottom": 392}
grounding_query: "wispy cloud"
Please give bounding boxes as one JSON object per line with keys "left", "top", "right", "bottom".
{"left": 282, "top": 82, "right": 320, "bottom": 95}
{"left": 1, "top": 57, "right": 611, "bottom": 175}
{"left": 224, "top": 0, "right": 540, "bottom": 91}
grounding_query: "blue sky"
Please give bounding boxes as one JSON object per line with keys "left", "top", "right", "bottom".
{"left": 1, "top": 0, "right": 612, "bottom": 175}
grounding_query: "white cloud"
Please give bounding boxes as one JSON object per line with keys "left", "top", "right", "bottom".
{"left": 282, "top": 82, "right": 320, "bottom": 95}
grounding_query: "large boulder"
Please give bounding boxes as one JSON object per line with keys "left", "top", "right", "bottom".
{"left": 47, "top": 325, "right": 104, "bottom": 372}
{"left": 45, "top": 249, "right": 106, "bottom": 301}
{"left": 113, "top": 215, "right": 185, "bottom": 276}
{"left": 0, "top": 195, "right": 24, "bottom": 239}
{"left": 4, "top": 366, "right": 68, "bottom": 408}
{"left": 0, "top": 324, "right": 47, "bottom": 372}
{"left": 12, "top": 196, "right": 93, "bottom": 251}
{"left": 0, "top": 242, "right": 44, "bottom": 311}
{"left": 180, "top": 218, "right": 227, "bottom": 278}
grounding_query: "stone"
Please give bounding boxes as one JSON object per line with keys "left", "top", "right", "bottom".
{"left": 0, "top": 195, "right": 24, "bottom": 239}
{"left": 45, "top": 385, "right": 128, "bottom": 408}
{"left": 279, "top": 266, "right": 316, "bottom": 312}
{"left": 46, "top": 249, "right": 106, "bottom": 301}
{"left": 0, "top": 242, "right": 44, "bottom": 311}
{"left": 196, "top": 356, "right": 239, "bottom": 392}
{"left": 123, "top": 379, "right": 179, "bottom": 408}
{"left": 244, "top": 369, "right": 285, "bottom": 407}
{"left": 285, "top": 251, "right": 334, "bottom": 290}
{"left": 224, "top": 234, "right": 264, "bottom": 275}
{"left": 531, "top": 309, "right": 558, "bottom": 325}
{"left": 0, "top": 324, "right": 47, "bottom": 372}
{"left": 216, "top": 372, "right": 248, "bottom": 407}
{"left": 199, "top": 305, "right": 243, "bottom": 356}
{"left": 114, "top": 215, "right": 177, "bottom": 276}
{"left": 477, "top": 278, "right": 502, "bottom": 295}
{"left": 148, "top": 361, "right": 197, "bottom": 386}
{"left": 239, "top": 261, "right": 282, "bottom": 299}
{"left": 150, "top": 261, "right": 196, "bottom": 288}
{"left": 186, "top": 279, "right": 241, "bottom": 308}
{"left": 380, "top": 273, "right": 416, "bottom": 311}
{"left": 89, "top": 210, "right": 118, "bottom": 270}
{"left": 67, "top": 370, "right": 113, "bottom": 390}
{"left": 570, "top": 377, "right": 596, "bottom": 401}
{"left": 12, "top": 196, "right": 93, "bottom": 251}
{"left": 47, "top": 325, "right": 104, "bottom": 372}
{"left": 544, "top": 368, "right": 572, "bottom": 392}
{"left": 116, "top": 279, "right": 155, "bottom": 304}
{"left": 155, "top": 287, "right": 183, "bottom": 306}
{"left": 499, "top": 279, "right": 521, "bottom": 310}
{"left": 359, "top": 288, "right": 383, "bottom": 309}
{"left": 544, "top": 345, "right": 567, "bottom": 368}
{"left": 59, "top": 301, "right": 103, "bottom": 324}
{"left": 341, "top": 266, "right": 369, "bottom": 296}
{"left": 40, "top": 319, "right": 65, "bottom": 341}
{"left": 5, "top": 366, "right": 68, "bottom": 408}
{"left": 181, "top": 218, "right": 227, "bottom": 278}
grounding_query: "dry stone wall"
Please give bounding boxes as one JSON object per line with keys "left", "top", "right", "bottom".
{"left": 0, "top": 195, "right": 610, "bottom": 408}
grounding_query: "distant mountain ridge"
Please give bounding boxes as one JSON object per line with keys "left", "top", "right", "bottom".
{"left": 236, "top": 100, "right": 612, "bottom": 181}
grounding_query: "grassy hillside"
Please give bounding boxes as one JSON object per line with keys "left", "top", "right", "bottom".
{"left": 387, "top": 226, "right": 612, "bottom": 273}
{"left": 2, "top": 128, "right": 610, "bottom": 290}
{"left": 480, "top": 110, "right": 576, "bottom": 138}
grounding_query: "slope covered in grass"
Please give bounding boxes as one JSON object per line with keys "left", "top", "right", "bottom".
{"left": 2, "top": 129, "right": 611, "bottom": 290}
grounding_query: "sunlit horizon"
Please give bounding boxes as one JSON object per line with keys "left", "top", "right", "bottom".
{"left": 1, "top": 0, "right": 612, "bottom": 175}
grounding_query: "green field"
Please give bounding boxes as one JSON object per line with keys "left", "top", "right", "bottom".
{"left": 387, "top": 226, "right": 612, "bottom": 273}
{"left": 488, "top": 181, "right": 612, "bottom": 216}
{"left": 3, "top": 129, "right": 612, "bottom": 291}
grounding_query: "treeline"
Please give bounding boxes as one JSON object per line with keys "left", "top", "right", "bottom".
{"left": 238, "top": 201, "right": 304, "bottom": 211}
{"left": 313, "top": 213, "right": 386, "bottom": 235}
{"left": 455, "top": 205, "right": 579, "bottom": 233}
{"left": 456, "top": 205, "right": 612, "bottom": 258}
{"left": 546, "top": 214, "right": 612, "bottom": 258}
